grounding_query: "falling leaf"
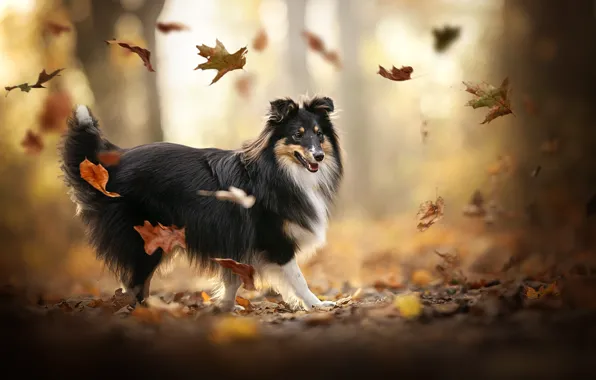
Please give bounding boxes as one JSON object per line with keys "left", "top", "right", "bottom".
{"left": 420, "top": 120, "right": 429, "bottom": 143}
{"left": 46, "top": 21, "right": 71, "bottom": 36}
{"left": 198, "top": 186, "right": 256, "bottom": 208}
{"left": 416, "top": 195, "right": 445, "bottom": 231}
{"left": 235, "top": 73, "right": 254, "bottom": 98}
{"left": 39, "top": 91, "right": 72, "bottom": 133}
{"left": 211, "top": 258, "right": 256, "bottom": 291}
{"left": 378, "top": 65, "right": 413, "bottom": 82}
{"left": 393, "top": 293, "right": 423, "bottom": 319}
{"left": 194, "top": 39, "right": 247, "bottom": 85}
{"left": 540, "top": 138, "right": 560, "bottom": 154}
{"left": 209, "top": 316, "right": 259, "bottom": 344}
{"left": 302, "top": 30, "right": 342, "bottom": 69}
{"left": 79, "top": 158, "right": 121, "bottom": 197}
{"left": 235, "top": 296, "right": 253, "bottom": 311}
{"left": 105, "top": 39, "right": 155, "bottom": 72}
{"left": 531, "top": 165, "right": 541, "bottom": 177}
{"left": 21, "top": 130, "right": 43, "bottom": 155}
{"left": 251, "top": 28, "right": 268, "bottom": 52}
{"left": 97, "top": 150, "right": 122, "bottom": 167}
{"left": 133, "top": 221, "right": 186, "bottom": 255}
{"left": 5, "top": 68, "right": 65, "bottom": 96}
{"left": 432, "top": 25, "right": 461, "bottom": 53}
{"left": 463, "top": 77, "right": 513, "bottom": 124}
{"left": 156, "top": 21, "right": 190, "bottom": 34}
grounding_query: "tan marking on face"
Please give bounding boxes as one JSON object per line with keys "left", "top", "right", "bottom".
{"left": 321, "top": 139, "right": 333, "bottom": 155}
{"left": 274, "top": 140, "right": 306, "bottom": 164}
{"left": 299, "top": 127, "right": 305, "bottom": 134}
{"left": 313, "top": 125, "right": 319, "bottom": 133}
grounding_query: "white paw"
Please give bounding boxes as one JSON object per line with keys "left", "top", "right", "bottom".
{"left": 232, "top": 305, "right": 245, "bottom": 312}
{"left": 216, "top": 301, "right": 245, "bottom": 313}
{"left": 317, "top": 300, "right": 337, "bottom": 308}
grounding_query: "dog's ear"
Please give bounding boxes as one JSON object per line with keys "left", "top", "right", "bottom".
{"left": 304, "top": 96, "right": 334, "bottom": 114}
{"left": 268, "top": 98, "right": 298, "bottom": 123}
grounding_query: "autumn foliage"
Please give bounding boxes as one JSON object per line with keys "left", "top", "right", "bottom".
{"left": 79, "top": 158, "right": 121, "bottom": 198}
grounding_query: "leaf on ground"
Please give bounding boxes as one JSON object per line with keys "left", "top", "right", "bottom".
{"left": 105, "top": 39, "right": 155, "bottom": 72}
{"left": 211, "top": 258, "right": 256, "bottom": 291}
{"left": 133, "top": 221, "right": 186, "bottom": 255}
{"left": 373, "top": 275, "right": 404, "bottom": 292}
{"left": 5, "top": 68, "right": 65, "bottom": 96}
{"left": 378, "top": 65, "right": 413, "bottom": 82}
{"left": 194, "top": 39, "right": 247, "bottom": 85}
{"left": 302, "top": 30, "right": 342, "bottom": 69}
{"left": 156, "top": 21, "right": 190, "bottom": 34}
{"left": 394, "top": 293, "right": 423, "bottom": 319}
{"left": 21, "top": 130, "right": 44, "bottom": 154}
{"left": 432, "top": 25, "right": 460, "bottom": 53}
{"left": 97, "top": 150, "right": 122, "bottom": 167}
{"left": 303, "top": 312, "right": 334, "bottom": 326}
{"left": 198, "top": 186, "right": 256, "bottom": 208}
{"left": 524, "top": 282, "right": 560, "bottom": 300}
{"left": 200, "top": 291, "right": 211, "bottom": 303}
{"left": 46, "top": 21, "right": 71, "bottom": 36}
{"left": 209, "top": 316, "right": 259, "bottom": 344}
{"left": 79, "top": 158, "right": 121, "bottom": 197}
{"left": 463, "top": 77, "right": 513, "bottom": 124}
{"left": 235, "top": 73, "right": 254, "bottom": 98}
{"left": 251, "top": 28, "right": 268, "bottom": 52}
{"left": 435, "top": 250, "right": 466, "bottom": 284}
{"left": 416, "top": 195, "right": 445, "bottom": 231}
{"left": 235, "top": 296, "right": 253, "bottom": 311}
{"left": 39, "top": 91, "right": 72, "bottom": 133}
{"left": 131, "top": 306, "right": 163, "bottom": 324}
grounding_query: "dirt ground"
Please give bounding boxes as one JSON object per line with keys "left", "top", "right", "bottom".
{"left": 3, "top": 273, "right": 596, "bottom": 379}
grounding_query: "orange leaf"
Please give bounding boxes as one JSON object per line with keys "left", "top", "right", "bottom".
{"left": 200, "top": 291, "right": 211, "bottom": 303}
{"left": 251, "top": 28, "right": 268, "bottom": 52}
{"left": 302, "top": 30, "right": 341, "bottom": 69}
{"left": 97, "top": 150, "right": 122, "bottom": 167}
{"left": 79, "top": 158, "right": 121, "bottom": 197}
{"left": 212, "top": 258, "right": 256, "bottom": 291}
{"left": 105, "top": 39, "right": 155, "bottom": 72}
{"left": 378, "top": 65, "right": 413, "bottom": 82}
{"left": 21, "top": 130, "right": 43, "bottom": 154}
{"left": 39, "top": 91, "right": 72, "bottom": 133}
{"left": 156, "top": 21, "right": 190, "bottom": 34}
{"left": 133, "top": 221, "right": 186, "bottom": 255}
{"left": 235, "top": 296, "right": 253, "bottom": 311}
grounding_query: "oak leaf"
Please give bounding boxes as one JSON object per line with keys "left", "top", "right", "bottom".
{"left": 5, "top": 68, "right": 65, "bottom": 96}
{"left": 302, "top": 30, "right": 342, "bottom": 69}
{"left": 97, "top": 150, "right": 122, "bottom": 167}
{"left": 432, "top": 25, "right": 461, "bottom": 53}
{"left": 105, "top": 39, "right": 155, "bottom": 72}
{"left": 378, "top": 65, "right": 413, "bottom": 82}
{"left": 21, "top": 130, "right": 44, "bottom": 155}
{"left": 416, "top": 195, "right": 445, "bottom": 231}
{"left": 251, "top": 28, "right": 268, "bottom": 52}
{"left": 463, "top": 77, "right": 513, "bottom": 124}
{"left": 133, "top": 221, "right": 186, "bottom": 255}
{"left": 194, "top": 39, "right": 247, "bottom": 85}
{"left": 46, "top": 21, "right": 71, "bottom": 36}
{"left": 211, "top": 258, "right": 256, "bottom": 290}
{"left": 198, "top": 186, "right": 256, "bottom": 208}
{"left": 79, "top": 158, "right": 121, "bottom": 197}
{"left": 156, "top": 21, "right": 190, "bottom": 34}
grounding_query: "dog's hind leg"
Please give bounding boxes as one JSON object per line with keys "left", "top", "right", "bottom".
{"left": 122, "top": 249, "right": 163, "bottom": 305}
{"left": 213, "top": 269, "right": 243, "bottom": 312}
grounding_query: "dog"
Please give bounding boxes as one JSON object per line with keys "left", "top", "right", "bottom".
{"left": 60, "top": 96, "right": 343, "bottom": 311}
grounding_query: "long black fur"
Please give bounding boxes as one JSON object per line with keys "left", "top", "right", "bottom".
{"left": 60, "top": 97, "right": 343, "bottom": 303}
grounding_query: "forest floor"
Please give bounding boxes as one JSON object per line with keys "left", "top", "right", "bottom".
{"left": 3, "top": 273, "right": 596, "bottom": 379}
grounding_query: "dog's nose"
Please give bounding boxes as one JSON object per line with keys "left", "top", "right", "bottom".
{"left": 313, "top": 152, "right": 325, "bottom": 162}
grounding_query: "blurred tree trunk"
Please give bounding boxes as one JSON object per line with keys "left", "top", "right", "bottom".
{"left": 70, "top": 0, "right": 164, "bottom": 144}
{"left": 286, "top": 0, "right": 309, "bottom": 97}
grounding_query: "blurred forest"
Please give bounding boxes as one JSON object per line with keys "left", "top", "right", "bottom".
{"left": 1, "top": 0, "right": 596, "bottom": 297}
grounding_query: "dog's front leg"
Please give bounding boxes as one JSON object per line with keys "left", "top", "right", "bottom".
{"left": 262, "top": 258, "right": 336, "bottom": 311}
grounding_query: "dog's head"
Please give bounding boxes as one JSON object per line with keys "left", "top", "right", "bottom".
{"left": 265, "top": 96, "right": 336, "bottom": 174}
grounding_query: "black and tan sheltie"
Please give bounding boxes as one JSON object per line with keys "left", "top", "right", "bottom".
{"left": 60, "top": 96, "right": 343, "bottom": 311}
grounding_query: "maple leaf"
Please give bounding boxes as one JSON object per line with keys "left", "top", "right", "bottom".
{"left": 97, "top": 150, "right": 122, "bottom": 167}
{"left": 105, "top": 39, "right": 155, "bottom": 72}
{"left": 21, "top": 130, "right": 43, "bottom": 154}
{"left": 133, "top": 221, "right": 186, "bottom": 255}
{"left": 211, "top": 258, "right": 256, "bottom": 290}
{"left": 5, "top": 68, "right": 65, "bottom": 96}
{"left": 377, "top": 65, "right": 413, "bottom": 82}
{"left": 156, "top": 21, "right": 190, "bottom": 34}
{"left": 39, "top": 91, "right": 72, "bottom": 133}
{"left": 79, "top": 158, "right": 121, "bottom": 197}
{"left": 416, "top": 195, "right": 445, "bottom": 231}
{"left": 432, "top": 25, "right": 461, "bottom": 53}
{"left": 251, "top": 28, "right": 268, "bottom": 52}
{"left": 46, "top": 21, "right": 71, "bottom": 36}
{"left": 302, "top": 30, "right": 342, "bottom": 69}
{"left": 198, "top": 186, "right": 256, "bottom": 208}
{"left": 194, "top": 39, "right": 247, "bottom": 85}
{"left": 462, "top": 77, "right": 513, "bottom": 124}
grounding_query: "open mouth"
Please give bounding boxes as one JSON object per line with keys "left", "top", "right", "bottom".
{"left": 294, "top": 152, "right": 319, "bottom": 173}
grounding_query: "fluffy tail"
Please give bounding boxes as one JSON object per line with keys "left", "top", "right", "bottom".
{"left": 60, "top": 105, "right": 120, "bottom": 213}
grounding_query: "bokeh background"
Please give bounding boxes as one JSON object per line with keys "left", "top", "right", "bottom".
{"left": 1, "top": 0, "right": 596, "bottom": 297}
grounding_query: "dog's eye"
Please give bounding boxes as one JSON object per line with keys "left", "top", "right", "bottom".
{"left": 294, "top": 131, "right": 303, "bottom": 140}
{"left": 316, "top": 130, "right": 323, "bottom": 138}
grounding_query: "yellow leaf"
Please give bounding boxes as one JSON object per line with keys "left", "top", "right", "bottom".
{"left": 393, "top": 293, "right": 423, "bottom": 319}
{"left": 524, "top": 286, "right": 540, "bottom": 299}
{"left": 209, "top": 316, "right": 259, "bottom": 344}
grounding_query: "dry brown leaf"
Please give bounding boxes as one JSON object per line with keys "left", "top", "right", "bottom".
{"left": 463, "top": 77, "right": 513, "bottom": 124}
{"left": 79, "top": 158, "right": 121, "bottom": 197}
{"left": 416, "top": 196, "right": 445, "bottom": 231}
{"left": 131, "top": 306, "right": 162, "bottom": 324}
{"left": 105, "top": 39, "right": 155, "bottom": 72}
{"left": 39, "top": 91, "right": 72, "bottom": 133}
{"left": 432, "top": 25, "right": 461, "bottom": 53}
{"left": 251, "top": 28, "right": 268, "bottom": 52}
{"left": 198, "top": 186, "right": 256, "bottom": 208}
{"left": 378, "top": 65, "right": 413, "bottom": 82}
{"left": 156, "top": 21, "right": 190, "bottom": 34}
{"left": 302, "top": 30, "right": 341, "bottom": 69}
{"left": 97, "top": 150, "right": 122, "bottom": 167}
{"left": 21, "top": 130, "right": 43, "bottom": 155}
{"left": 133, "top": 221, "right": 186, "bottom": 255}
{"left": 194, "top": 39, "right": 247, "bottom": 85}
{"left": 212, "top": 258, "right": 256, "bottom": 291}
{"left": 235, "top": 296, "right": 253, "bottom": 311}
{"left": 5, "top": 68, "right": 65, "bottom": 96}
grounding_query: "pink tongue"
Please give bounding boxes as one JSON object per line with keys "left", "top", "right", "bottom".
{"left": 308, "top": 162, "right": 319, "bottom": 171}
